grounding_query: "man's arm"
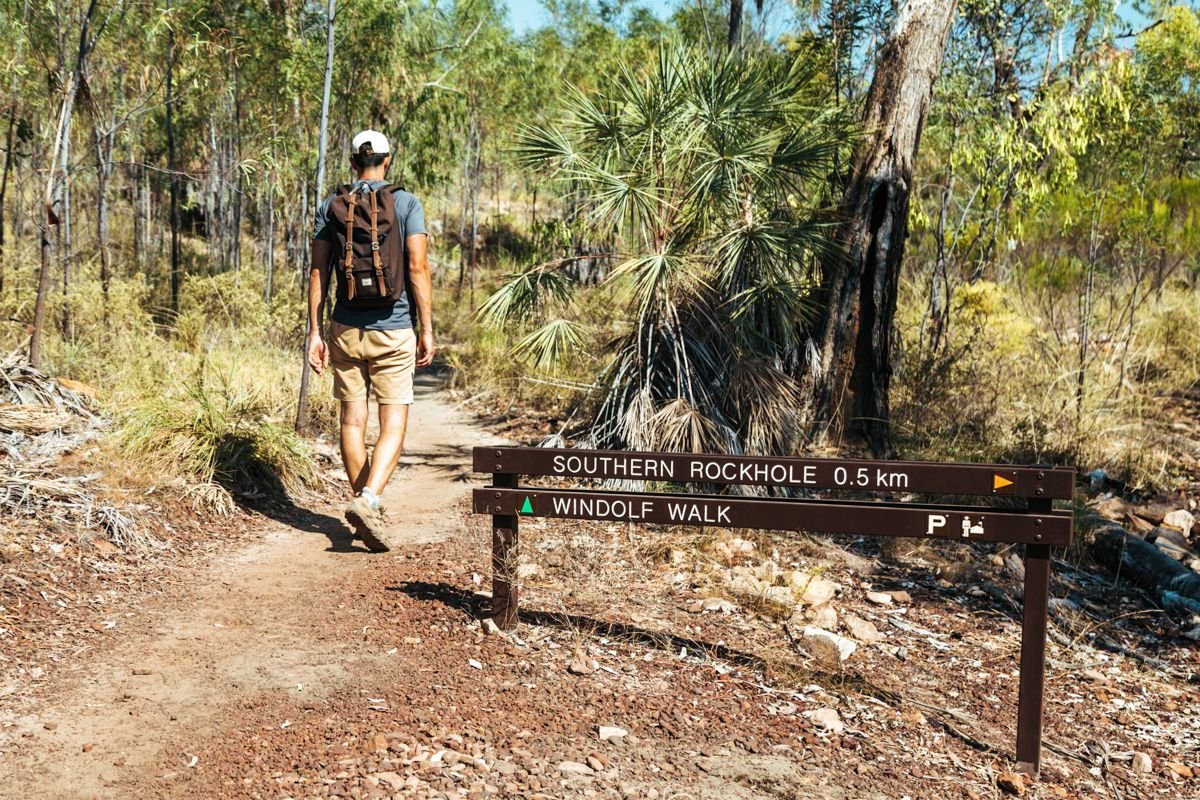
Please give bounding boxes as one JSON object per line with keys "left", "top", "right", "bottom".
{"left": 407, "top": 232, "right": 436, "bottom": 368}
{"left": 306, "top": 237, "right": 333, "bottom": 374}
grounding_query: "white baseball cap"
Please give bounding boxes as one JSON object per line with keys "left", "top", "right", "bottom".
{"left": 352, "top": 129, "right": 390, "bottom": 154}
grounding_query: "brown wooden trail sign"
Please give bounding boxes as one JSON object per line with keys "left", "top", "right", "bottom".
{"left": 471, "top": 446, "right": 1075, "bottom": 776}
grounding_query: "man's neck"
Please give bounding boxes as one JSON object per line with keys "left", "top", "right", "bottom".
{"left": 355, "top": 168, "right": 387, "bottom": 183}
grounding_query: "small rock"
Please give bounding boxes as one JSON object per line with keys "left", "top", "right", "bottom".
{"left": 1162, "top": 509, "right": 1195, "bottom": 535}
{"left": 1165, "top": 761, "right": 1193, "bottom": 779}
{"left": 516, "top": 563, "right": 541, "bottom": 580}
{"left": 804, "top": 603, "right": 837, "bottom": 629}
{"left": 586, "top": 755, "right": 605, "bottom": 772}
{"left": 754, "top": 559, "right": 781, "bottom": 583}
{"left": 727, "top": 575, "right": 765, "bottom": 596}
{"left": 801, "top": 626, "right": 857, "bottom": 668}
{"left": 82, "top": 743, "right": 93, "bottom": 752}
{"left": 568, "top": 657, "right": 597, "bottom": 675}
{"left": 865, "top": 591, "right": 893, "bottom": 606}
{"left": 807, "top": 707, "right": 844, "bottom": 734}
{"left": 728, "top": 537, "right": 756, "bottom": 554}
{"left": 598, "top": 726, "right": 628, "bottom": 741}
{"left": 558, "top": 760, "right": 595, "bottom": 776}
{"left": 372, "top": 772, "right": 405, "bottom": 789}
{"left": 887, "top": 590, "right": 912, "bottom": 604}
{"left": 701, "top": 597, "right": 734, "bottom": 613}
{"left": 1131, "top": 752, "right": 1152, "bottom": 773}
{"left": 481, "top": 618, "right": 502, "bottom": 636}
{"left": 997, "top": 771, "right": 1026, "bottom": 795}
{"left": 366, "top": 733, "right": 389, "bottom": 753}
{"left": 42, "top": 721, "right": 58, "bottom": 731}
{"left": 1082, "top": 669, "right": 1110, "bottom": 685}
{"left": 787, "top": 572, "right": 838, "bottom": 606}
{"left": 842, "top": 614, "right": 885, "bottom": 643}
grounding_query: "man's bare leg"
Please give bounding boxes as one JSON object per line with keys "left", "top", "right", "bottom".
{"left": 339, "top": 399, "right": 371, "bottom": 495}
{"left": 364, "top": 403, "right": 410, "bottom": 496}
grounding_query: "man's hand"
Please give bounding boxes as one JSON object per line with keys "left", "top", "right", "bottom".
{"left": 307, "top": 334, "right": 329, "bottom": 375}
{"left": 416, "top": 331, "right": 436, "bottom": 368}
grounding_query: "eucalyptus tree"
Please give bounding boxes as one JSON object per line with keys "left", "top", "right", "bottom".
{"left": 490, "top": 46, "right": 854, "bottom": 456}
{"left": 800, "top": 0, "right": 958, "bottom": 457}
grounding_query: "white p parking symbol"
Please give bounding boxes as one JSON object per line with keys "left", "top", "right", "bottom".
{"left": 926, "top": 514, "right": 947, "bottom": 536}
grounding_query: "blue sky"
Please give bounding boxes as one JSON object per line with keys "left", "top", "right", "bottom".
{"left": 503, "top": 0, "right": 678, "bottom": 34}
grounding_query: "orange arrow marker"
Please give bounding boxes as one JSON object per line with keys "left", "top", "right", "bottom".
{"left": 993, "top": 474, "right": 1014, "bottom": 491}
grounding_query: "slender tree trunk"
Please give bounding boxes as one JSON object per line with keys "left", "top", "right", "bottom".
{"left": 469, "top": 124, "right": 482, "bottom": 306}
{"left": 296, "top": 0, "right": 336, "bottom": 435}
{"left": 233, "top": 62, "right": 243, "bottom": 278}
{"left": 803, "top": 0, "right": 959, "bottom": 456}
{"left": 31, "top": 0, "right": 101, "bottom": 366}
{"left": 265, "top": 180, "right": 275, "bottom": 303}
{"left": 456, "top": 123, "right": 473, "bottom": 297}
{"left": 61, "top": 163, "right": 73, "bottom": 338}
{"left": 0, "top": 0, "right": 29, "bottom": 295}
{"left": 93, "top": 123, "right": 112, "bottom": 315}
{"left": 727, "top": 0, "right": 744, "bottom": 49}
{"left": 167, "top": 0, "right": 181, "bottom": 313}
{"left": 0, "top": 97, "right": 16, "bottom": 295}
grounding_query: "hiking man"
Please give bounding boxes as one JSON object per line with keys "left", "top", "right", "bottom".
{"left": 306, "top": 129, "right": 435, "bottom": 552}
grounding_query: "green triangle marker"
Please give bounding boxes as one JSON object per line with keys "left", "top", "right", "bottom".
{"left": 520, "top": 496, "right": 533, "bottom": 514}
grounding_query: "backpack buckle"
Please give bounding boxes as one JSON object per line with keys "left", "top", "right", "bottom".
{"left": 344, "top": 243, "right": 353, "bottom": 251}
{"left": 370, "top": 242, "right": 381, "bottom": 251}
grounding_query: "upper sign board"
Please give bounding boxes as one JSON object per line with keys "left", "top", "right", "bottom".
{"left": 473, "top": 447, "right": 1074, "bottom": 500}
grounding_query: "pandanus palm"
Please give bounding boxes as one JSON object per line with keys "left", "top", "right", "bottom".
{"left": 484, "top": 46, "right": 854, "bottom": 457}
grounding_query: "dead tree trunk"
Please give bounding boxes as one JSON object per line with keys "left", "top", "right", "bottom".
{"left": 804, "top": 0, "right": 959, "bottom": 456}
{"left": 1092, "top": 522, "right": 1200, "bottom": 615}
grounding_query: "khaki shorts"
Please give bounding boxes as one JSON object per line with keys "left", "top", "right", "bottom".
{"left": 329, "top": 322, "right": 417, "bottom": 405}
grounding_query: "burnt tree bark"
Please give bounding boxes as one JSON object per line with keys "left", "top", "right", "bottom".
{"left": 1091, "top": 522, "right": 1200, "bottom": 615}
{"left": 805, "top": 0, "right": 958, "bottom": 456}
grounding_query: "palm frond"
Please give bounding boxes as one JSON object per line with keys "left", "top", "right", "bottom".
{"left": 510, "top": 319, "right": 587, "bottom": 373}
{"left": 475, "top": 267, "right": 575, "bottom": 326}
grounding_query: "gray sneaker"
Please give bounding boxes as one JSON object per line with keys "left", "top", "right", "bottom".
{"left": 345, "top": 495, "right": 393, "bottom": 553}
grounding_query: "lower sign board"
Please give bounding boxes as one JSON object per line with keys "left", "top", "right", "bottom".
{"left": 474, "top": 488, "right": 1073, "bottom": 546}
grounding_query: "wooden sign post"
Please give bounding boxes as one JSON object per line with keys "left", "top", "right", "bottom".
{"left": 472, "top": 446, "right": 1074, "bottom": 775}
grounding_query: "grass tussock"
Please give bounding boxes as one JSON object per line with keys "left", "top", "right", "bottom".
{"left": 121, "top": 373, "right": 317, "bottom": 501}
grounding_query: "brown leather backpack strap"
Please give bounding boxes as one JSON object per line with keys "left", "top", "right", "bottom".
{"left": 344, "top": 190, "right": 358, "bottom": 300}
{"left": 368, "top": 188, "right": 389, "bottom": 295}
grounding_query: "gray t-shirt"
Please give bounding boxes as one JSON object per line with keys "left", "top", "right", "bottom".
{"left": 313, "top": 180, "right": 427, "bottom": 331}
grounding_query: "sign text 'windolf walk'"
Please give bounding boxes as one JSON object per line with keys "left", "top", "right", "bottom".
{"left": 471, "top": 446, "right": 1075, "bottom": 777}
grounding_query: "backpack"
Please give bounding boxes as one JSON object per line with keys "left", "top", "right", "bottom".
{"left": 327, "top": 183, "right": 407, "bottom": 309}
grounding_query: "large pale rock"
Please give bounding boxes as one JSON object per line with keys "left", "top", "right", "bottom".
{"left": 1162, "top": 509, "right": 1195, "bottom": 536}
{"left": 842, "top": 614, "right": 885, "bottom": 643}
{"left": 754, "top": 559, "right": 781, "bottom": 583}
{"left": 727, "top": 575, "right": 766, "bottom": 596}
{"left": 807, "top": 706, "right": 844, "bottom": 734}
{"left": 804, "top": 604, "right": 837, "bottom": 629}
{"left": 787, "top": 572, "right": 839, "bottom": 605}
{"left": 801, "top": 626, "right": 857, "bottom": 668}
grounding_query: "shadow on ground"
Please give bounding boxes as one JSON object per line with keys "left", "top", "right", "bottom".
{"left": 388, "top": 580, "right": 776, "bottom": 672}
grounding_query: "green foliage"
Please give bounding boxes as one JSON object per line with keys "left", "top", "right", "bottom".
{"left": 121, "top": 370, "right": 317, "bottom": 499}
{"left": 491, "top": 44, "right": 854, "bottom": 454}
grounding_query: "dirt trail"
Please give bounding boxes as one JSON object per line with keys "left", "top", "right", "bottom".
{"left": 0, "top": 378, "right": 874, "bottom": 800}
{"left": 0, "top": 376, "right": 503, "bottom": 798}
